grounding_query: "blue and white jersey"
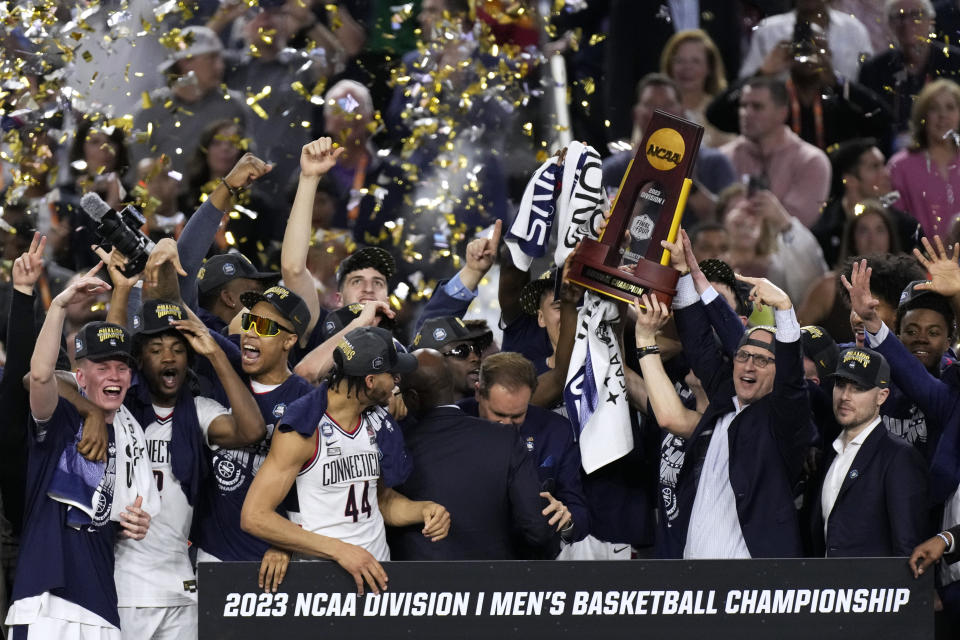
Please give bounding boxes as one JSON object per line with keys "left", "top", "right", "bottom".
{"left": 296, "top": 412, "right": 389, "bottom": 561}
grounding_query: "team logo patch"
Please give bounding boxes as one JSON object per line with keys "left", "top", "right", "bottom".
{"left": 132, "top": 314, "right": 141, "bottom": 329}
{"left": 222, "top": 262, "right": 236, "bottom": 276}
{"left": 849, "top": 469, "right": 859, "bottom": 480}
{"left": 525, "top": 437, "right": 535, "bottom": 452}
{"left": 213, "top": 453, "right": 244, "bottom": 492}
{"left": 272, "top": 403, "right": 286, "bottom": 419}
{"left": 371, "top": 356, "right": 384, "bottom": 370}
{"left": 325, "top": 320, "right": 336, "bottom": 334}
{"left": 321, "top": 422, "right": 334, "bottom": 438}
{"left": 433, "top": 327, "right": 447, "bottom": 342}
{"left": 75, "top": 336, "right": 83, "bottom": 352}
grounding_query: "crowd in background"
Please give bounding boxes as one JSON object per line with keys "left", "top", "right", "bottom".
{"left": 4, "top": 0, "right": 960, "bottom": 638}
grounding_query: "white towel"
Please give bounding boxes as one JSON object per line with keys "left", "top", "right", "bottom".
{"left": 108, "top": 404, "right": 161, "bottom": 523}
{"left": 563, "top": 291, "right": 634, "bottom": 473}
{"left": 505, "top": 156, "right": 560, "bottom": 272}
{"left": 553, "top": 141, "right": 605, "bottom": 267}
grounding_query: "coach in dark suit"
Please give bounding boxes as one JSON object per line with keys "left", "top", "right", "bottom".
{"left": 390, "top": 350, "right": 558, "bottom": 560}
{"left": 668, "top": 238, "right": 816, "bottom": 558}
{"left": 812, "top": 347, "right": 929, "bottom": 557}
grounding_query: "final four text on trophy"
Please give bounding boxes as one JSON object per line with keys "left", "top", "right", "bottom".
{"left": 567, "top": 110, "right": 704, "bottom": 306}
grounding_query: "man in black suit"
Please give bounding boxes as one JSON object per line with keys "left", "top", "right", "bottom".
{"left": 391, "top": 350, "right": 559, "bottom": 560}
{"left": 663, "top": 231, "right": 817, "bottom": 559}
{"left": 813, "top": 347, "right": 929, "bottom": 557}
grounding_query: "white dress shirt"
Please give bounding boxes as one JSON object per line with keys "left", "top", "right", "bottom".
{"left": 820, "top": 416, "right": 881, "bottom": 538}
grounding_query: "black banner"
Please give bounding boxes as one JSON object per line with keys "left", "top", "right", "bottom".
{"left": 198, "top": 559, "right": 932, "bottom": 639}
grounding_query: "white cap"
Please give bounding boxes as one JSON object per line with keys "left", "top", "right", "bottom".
{"left": 158, "top": 26, "right": 223, "bottom": 74}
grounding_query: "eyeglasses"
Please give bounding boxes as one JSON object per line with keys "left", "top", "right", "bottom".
{"left": 241, "top": 313, "right": 295, "bottom": 337}
{"left": 734, "top": 350, "right": 775, "bottom": 368}
{"left": 442, "top": 343, "right": 481, "bottom": 360}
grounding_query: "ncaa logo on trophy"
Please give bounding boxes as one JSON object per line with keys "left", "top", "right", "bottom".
{"left": 567, "top": 110, "right": 703, "bottom": 307}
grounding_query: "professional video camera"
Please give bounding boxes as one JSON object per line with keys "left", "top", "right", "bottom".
{"left": 80, "top": 192, "right": 156, "bottom": 277}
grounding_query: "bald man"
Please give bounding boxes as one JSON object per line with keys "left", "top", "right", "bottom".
{"left": 391, "top": 350, "right": 558, "bottom": 559}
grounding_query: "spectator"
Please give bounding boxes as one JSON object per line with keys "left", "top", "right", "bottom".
{"left": 888, "top": 79, "right": 960, "bottom": 239}
{"left": 718, "top": 76, "right": 832, "bottom": 228}
{"left": 602, "top": 73, "right": 736, "bottom": 224}
{"left": 135, "top": 157, "right": 186, "bottom": 242}
{"left": 834, "top": 0, "right": 896, "bottom": 52}
{"left": 860, "top": 0, "right": 960, "bottom": 143}
{"left": 660, "top": 29, "right": 734, "bottom": 148}
{"left": 812, "top": 346, "right": 929, "bottom": 557}
{"left": 182, "top": 120, "right": 274, "bottom": 268}
{"left": 688, "top": 222, "right": 730, "bottom": 261}
{"left": 131, "top": 26, "right": 252, "bottom": 177}
{"left": 717, "top": 183, "right": 828, "bottom": 304}
{"left": 800, "top": 203, "right": 905, "bottom": 342}
{"left": 53, "top": 115, "right": 130, "bottom": 272}
{"left": 740, "top": 0, "right": 872, "bottom": 81}
{"left": 708, "top": 24, "right": 893, "bottom": 152}
{"left": 393, "top": 349, "right": 556, "bottom": 559}
{"left": 603, "top": 0, "right": 741, "bottom": 143}
{"left": 813, "top": 138, "right": 919, "bottom": 267}
{"left": 222, "top": 0, "right": 326, "bottom": 223}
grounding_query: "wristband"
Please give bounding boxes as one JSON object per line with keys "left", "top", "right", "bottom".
{"left": 939, "top": 532, "right": 953, "bottom": 550}
{"left": 220, "top": 178, "right": 244, "bottom": 199}
{"left": 636, "top": 345, "right": 661, "bottom": 360}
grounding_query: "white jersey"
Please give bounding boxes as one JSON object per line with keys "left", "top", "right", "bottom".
{"left": 296, "top": 412, "right": 389, "bottom": 561}
{"left": 114, "top": 398, "right": 228, "bottom": 607}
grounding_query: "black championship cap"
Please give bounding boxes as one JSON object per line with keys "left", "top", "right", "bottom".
{"left": 196, "top": 253, "right": 279, "bottom": 295}
{"left": 898, "top": 280, "right": 937, "bottom": 309}
{"left": 336, "top": 247, "right": 396, "bottom": 288}
{"left": 321, "top": 303, "right": 397, "bottom": 340}
{"left": 74, "top": 321, "right": 135, "bottom": 366}
{"left": 132, "top": 299, "right": 185, "bottom": 335}
{"left": 240, "top": 285, "right": 310, "bottom": 338}
{"left": 519, "top": 268, "right": 557, "bottom": 315}
{"left": 334, "top": 326, "right": 417, "bottom": 377}
{"left": 801, "top": 325, "right": 839, "bottom": 380}
{"left": 832, "top": 347, "right": 890, "bottom": 389}
{"left": 411, "top": 316, "right": 492, "bottom": 351}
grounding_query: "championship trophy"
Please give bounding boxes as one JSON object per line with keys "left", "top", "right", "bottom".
{"left": 567, "top": 110, "right": 704, "bottom": 306}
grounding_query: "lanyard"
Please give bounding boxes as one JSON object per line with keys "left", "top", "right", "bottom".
{"left": 787, "top": 79, "right": 825, "bottom": 150}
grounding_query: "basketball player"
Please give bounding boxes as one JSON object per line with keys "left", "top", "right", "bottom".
{"left": 242, "top": 327, "right": 450, "bottom": 594}
{"left": 113, "top": 298, "right": 266, "bottom": 639}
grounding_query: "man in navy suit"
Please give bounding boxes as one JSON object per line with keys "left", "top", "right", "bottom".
{"left": 663, "top": 231, "right": 817, "bottom": 559}
{"left": 812, "top": 347, "right": 928, "bottom": 557}
{"left": 392, "top": 350, "right": 558, "bottom": 560}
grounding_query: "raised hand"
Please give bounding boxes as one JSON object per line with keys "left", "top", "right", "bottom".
{"left": 909, "top": 533, "right": 951, "bottom": 579}
{"left": 913, "top": 236, "right": 960, "bottom": 298}
{"left": 170, "top": 315, "right": 219, "bottom": 357}
{"left": 464, "top": 219, "right": 502, "bottom": 276}
{"left": 52, "top": 263, "right": 111, "bottom": 309}
{"left": 839, "top": 259, "right": 881, "bottom": 332}
{"left": 301, "top": 136, "right": 345, "bottom": 178}
{"left": 350, "top": 300, "right": 395, "bottom": 329}
{"left": 142, "top": 238, "right": 186, "bottom": 290}
{"left": 92, "top": 245, "right": 141, "bottom": 290}
{"left": 224, "top": 153, "right": 274, "bottom": 191}
{"left": 736, "top": 273, "right": 792, "bottom": 311}
{"left": 633, "top": 293, "right": 671, "bottom": 346}
{"left": 661, "top": 227, "right": 692, "bottom": 275}
{"left": 12, "top": 232, "right": 46, "bottom": 295}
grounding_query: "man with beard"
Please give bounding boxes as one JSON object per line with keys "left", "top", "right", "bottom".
{"left": 811, "top": 346, "right": 928, "bottom": 557}
{"left": 192, "top": 284, "right": 315, "bottom": 594}
{"left": 242, "top": 327, "right": 450, "bottom": 595}
{"left": 7, "top": 267, "right": 154, "bottom": 638}
{"left": 113, "top": 298, "right": 265, "bottom": 639}
{"left": 411, "top": 316, "right": 492, "bottom": 400}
